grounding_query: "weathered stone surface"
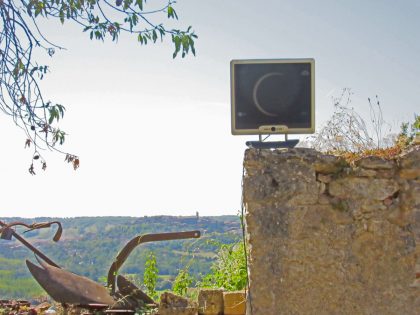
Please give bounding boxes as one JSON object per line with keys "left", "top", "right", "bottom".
{"left": 243, "top": 149, "right": 319, "bottom": 204}
{"left": 223, "top": 291, "right": 245, "bottom": 315}
{"left": 355, "top": 155, "right": 396, "bottom": 169}
{"left": 348, "top": 167, "right": 377, "bottom": 177}
{"left": 400, "top": 168, "right": 420, "bottom": 179}
{"left": 244, "top": 148, "right": 347, "bottom": 177}
{"left": 400, "top": 147, "right": 420, "bottom": 169}
{"left": 243, "top": 147, "right": 420, "bottom": 315}
{"left": 313, "top": 155, "right": 347, "bottom": 174}
{"left": 197, "top": 289, "right": 223, "bottom": 315}
{"left": 387, "top": 205, "right": 412, "bottom": 227}
{"left": 376, "top": 169, "right": 396, "bottom": 178}
{"left": 159, "top": 292, "right": 198, "bottom": 315}
{"left": 329, "top": 177, "right": 399, "bottom": 200}
{"left": 316, "top": 173, "right": 332, "bottom": 183}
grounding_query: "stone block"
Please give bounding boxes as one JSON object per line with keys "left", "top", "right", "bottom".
{"left": 350, "top": 167, "right": 377, "bottom": 177}
{"left": 223, "top": 291, "right": 246, "bottom": 315}
{"left": 313, "top": 154, "right": 347, "bottom": 174}
{"left": 159, "top": 292, "right": 198, "bottom": 315}
{"left": 400, "top": 148, "right": 420, "bottom": 169}
{"left": 354, "top": 155, "right": 395, "bottom": 169}
{"left": 197, "top": 289, "right": 223, "bottom": 315}
{"left": 329, "top": 177, "right": 399, "bottom": 200}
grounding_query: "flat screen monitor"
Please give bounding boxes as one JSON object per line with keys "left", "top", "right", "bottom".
{"left": 231, "top": 58, "right": 315, "bottom": 135}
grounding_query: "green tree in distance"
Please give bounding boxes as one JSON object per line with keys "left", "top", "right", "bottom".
{"left": 0, "top": 0, "right": 197, "bottom": 174}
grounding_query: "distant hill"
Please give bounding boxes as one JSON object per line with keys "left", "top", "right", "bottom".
{"left": 0, "top": 215, "right": 241, "bottom": 299}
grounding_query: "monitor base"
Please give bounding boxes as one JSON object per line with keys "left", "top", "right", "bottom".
{"left": 246, "top": 139, "right": 299, "bottom": 149}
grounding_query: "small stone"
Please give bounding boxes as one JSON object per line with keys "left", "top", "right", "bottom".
{"left": 354, "top": 156, "right": 395, "bottom": 170}
{"left": 387, "top": 207, "right": 412, "bottom": 227}
{"left": 34, "top": 302, "right": 51, "bottom": 313}
{"left": 198, "top": 289, "right": 224, "bottom": 315}
{"left": 313, "top": 155, "right": 347, "bottom": 174}
{"left": 223, "top": 291, "right": 246, "bottom": 315}
{"left": 331, "top": 209, "right": 353, "bottom": 225}
{"left": 383, "top": 197, "right": 393, "bottom": 206}
{"left": 318, "top": 195, "right": 331, "bottom": 205}
{"left": 399, "top": 147, "right": 420, "bottom": 169}
{"left": 317, "top": 173, "right": 332, "bottom": 183}
{"left": 361, "top": 201, "right": 386, "bottom": 213}
{"left": 319, "top": 182, "right": 327, "bottom": 194}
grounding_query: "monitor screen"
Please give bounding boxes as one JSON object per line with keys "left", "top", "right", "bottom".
{"left": 231, "top": 59, "right": 315, "bottom": 135}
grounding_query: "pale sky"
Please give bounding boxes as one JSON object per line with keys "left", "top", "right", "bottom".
{"left": 0, "top": 0, "right": 419, "bottom": 218}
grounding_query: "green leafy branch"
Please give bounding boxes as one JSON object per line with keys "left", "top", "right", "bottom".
{"left": 0, "top": 0, "right": 197, "bottom": 173}
{"left": 172, "top": 266, "right": 194, "bottom": 296}
{"left": 143, "top": 251, "right": 159, "bottom": 300}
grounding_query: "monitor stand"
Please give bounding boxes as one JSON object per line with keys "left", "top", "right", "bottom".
{"left": 246, "top": 134, "right": 299, "bottom": 149}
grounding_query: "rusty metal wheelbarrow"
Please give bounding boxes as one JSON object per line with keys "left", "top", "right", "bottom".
{"left": 0, "top": 220, "right": 200, "bottom": 309}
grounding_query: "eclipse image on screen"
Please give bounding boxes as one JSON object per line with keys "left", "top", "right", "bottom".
{"left": 231, "top": 59, "right": 314, "bottom": 135}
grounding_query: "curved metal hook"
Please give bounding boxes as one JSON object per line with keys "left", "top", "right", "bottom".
{"left": 1, "top": 220, "right": 63, "bottom": 242}
{"left": 107, "top": 230, "right": 200, "bottom": 294}
{"left": 23, "top": 221, "right": 63, "bottom": 242}
{"left": 0, "top": 220, "right": 60, "bottom": 268}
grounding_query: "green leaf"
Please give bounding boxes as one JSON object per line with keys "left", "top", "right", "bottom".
{"left": 189, "top": 38, "right": 196, "bottom": 56}
{"left": 59, "top": 10, "right": 65, "bottom": 24}
{"left": 48, "top": 110, "right": 56, "bottom": 124}
{"left": 56, "top": 104, "right": 66, "bottom": 118}
{"left": 29, "top": 67, "right": 38, "bottom": 76}
{"left": 167, "top": 6, "right": 173, "bottom": 18}
{"left": 172, "top": 35, "right": 182, "bottom": 58}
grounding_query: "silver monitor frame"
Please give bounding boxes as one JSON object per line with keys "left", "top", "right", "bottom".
{"left": 230, "top": 58, "right": 315, "bottom": 135}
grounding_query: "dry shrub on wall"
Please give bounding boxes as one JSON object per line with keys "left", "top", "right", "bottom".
{"left": 304, "top": 88, "right": 418, "bottom": 163}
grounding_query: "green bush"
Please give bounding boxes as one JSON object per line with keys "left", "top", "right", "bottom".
{"left": 398, "top": 114, "right": 420, "bottom": 146}
{"left": 199, "top": 241, "right": 247, "bottom": 291}
{"left": 172, "top": 268, "right": 194, "bottom": 296}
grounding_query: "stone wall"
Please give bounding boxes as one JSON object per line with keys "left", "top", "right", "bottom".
{"left": 243, "top": 146, "right": 420, "bottom": 315}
